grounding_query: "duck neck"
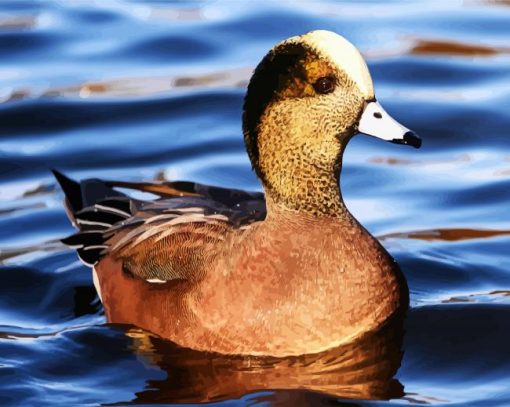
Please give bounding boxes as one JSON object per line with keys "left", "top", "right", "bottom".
{"left": 262, "top": 145, "right": 350, "bottom": 219}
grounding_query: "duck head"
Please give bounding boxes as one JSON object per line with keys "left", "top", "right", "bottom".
{"left": 243, "top": 30, "right": 421, "bottom": 216}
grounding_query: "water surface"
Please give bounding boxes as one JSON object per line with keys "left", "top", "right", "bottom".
{"left": 1, "top": 1, "right": 510, "bottom": 406}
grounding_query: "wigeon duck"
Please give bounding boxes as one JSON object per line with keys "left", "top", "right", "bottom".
{"left": 54, "top": 30, "right": 420, "bottom": 357}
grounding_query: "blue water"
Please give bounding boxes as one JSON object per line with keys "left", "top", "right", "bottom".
{"left": 1, "top": 1, "right": 510, "bottom": 405}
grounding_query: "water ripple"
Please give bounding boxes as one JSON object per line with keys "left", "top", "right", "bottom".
{"left": 0, "top": 1, "right": 509, "bottom": 406}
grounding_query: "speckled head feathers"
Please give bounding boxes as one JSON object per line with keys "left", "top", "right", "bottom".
{"left": 298, "top": 30, "right": 374, "bottom": 98}
{"left": 242, "top": 30, "right": 375, "bottom": 214}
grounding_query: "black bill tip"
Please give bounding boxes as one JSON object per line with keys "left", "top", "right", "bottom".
{"left": 392, "top": 131, "right": 422, "bottom": 149}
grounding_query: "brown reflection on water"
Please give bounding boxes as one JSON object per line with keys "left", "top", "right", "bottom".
{"left": 491, "top": 290, "right": 510, "bottom": 296}
{"left": 1, "top": 67, "right": 253, "bottom": 104}
{"left": 442, "top": 290, "right": 510, "bottom": 304}
{"left": 410, "top": 39, "right": 508, "bottom": 57}
{"left": 380, "top": 227, "right": 510, "bottom": 242}
{"left": 468, "top": 0, "right": 510, "bottom": 8}
{"left": 50, "top": 67, "right": 250, "bottom": 99}
{"left": 362, "top": 35, "right": 508, "bottom": 60}
{"left": 118, "top": 314, "right": 406, "bottom": 405}
{"left": 370, "top": 154, "right": 510, "bottom": 179}
{"left": 369, "top": 154, "right": 471, "bottom": 167}
{"left": 0, "top": 15, "right": 36, "bottom": 30}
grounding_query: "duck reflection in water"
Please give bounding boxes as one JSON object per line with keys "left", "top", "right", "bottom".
{"left": 120, "top": 310, "right": 405, "bottom": 405}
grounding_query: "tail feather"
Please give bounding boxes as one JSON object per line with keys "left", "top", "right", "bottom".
{"left": 77, "top": 247, "right": 108, "bottom": 267}
{"left": 61, "top": 231, "right": 107, "bottom": 248}
{"left": 51, "top": 169, "right": 83, "bottom": 213}
{"left": 93, "top": 198, "right": 132, "bottom": 217}
{"left": 52, "top": 169, "right": 133, "bottom": 267}
{"left": 75, "top": 207, "right": 129, "bottom": 228}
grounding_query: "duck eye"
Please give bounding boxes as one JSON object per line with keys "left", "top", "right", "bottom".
{"left": 313, "top": 76, "right": 336, "bottom": 94}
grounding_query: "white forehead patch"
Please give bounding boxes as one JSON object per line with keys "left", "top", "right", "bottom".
{"left": 297, "top": 30, "right": 374, "bottom": 98}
